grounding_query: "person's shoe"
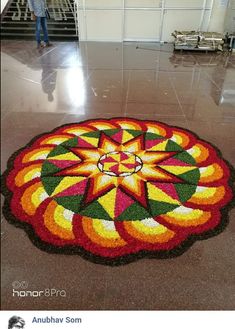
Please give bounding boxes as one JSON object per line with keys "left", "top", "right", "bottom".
{"left": 45, "top": 42, "right": 53, "bottom": 47}
{"left": 37, "top": 42, "right": 43, "bottom": 49}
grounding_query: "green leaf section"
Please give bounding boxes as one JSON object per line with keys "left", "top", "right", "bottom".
{"left": 41, "top": 177, "right": 64, "bottom": 195}
{"left": 126, "top": 129, "right": 143, "bottom": 138}
{"left": 80, "top": 201, "right": 112, "bottom": 220}
{"left": 41, "top": 162, "right": 61, "bottom": 176}
{"left": 145, "top": 132, "right": 164, "bottom": 140}
{"left": 149, "top": 200, "right": 178, "bottom": 216}
{"left": 102, "top": 129, "right": 120, "bottom": 137}
{"left": 47, "top": 145, "right": 69, "bottom": 157}
{"left": 174, "top": 184, "right": 197, "bottom": 202}
{"left": 173, "top": 151, "right": 196, "bottom": 165}
{"left": 166, "top": 140, "right": 183, "bottom": 151}
{"left": 178, "top": 169, "right": 200, "bottom": 184}
{"left": 81, "top": 131, "right": 101, "bottom": 138}
{"left": 117, "top": 202, "right": 151, "bottom": 221}
{"left": 103, "top": 128, "right": 143, "bottom": 139}
{"left": 62, "top": 137, "right": 78, "bottom": 148}
{"left": 55, "top": 195, "right": 84, "bottom": 213}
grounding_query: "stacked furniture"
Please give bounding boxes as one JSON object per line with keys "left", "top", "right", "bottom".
{"left": 172, "top": 31, "right": 224, "bottom": 51}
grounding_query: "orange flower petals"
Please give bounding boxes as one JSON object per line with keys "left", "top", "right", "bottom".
{"left": 39, "top": 134, "right": 73, "bottom": 146}
{"left": 124, "top": 219, "right": 175, "bottom": 244}
{"left": 187, "top": 143, "right": 209, "bottom": 163}
{"left": 22, "top": 147, "right": 53, "bottom": 163}
{"left": 15, "top": 164, "right": 42, "bottom": 187}
{"left": 82, "top": 217, "right": 126, "bottom": 248}
{"left": 21, "top": 182, "right": 48, "bottom": 216}
{"left": 188, "top": 186, "right": 226, "bottom": 205}
{"left": 161, "top": 207, "right": 211, "bottom": 227}
{"left": 44, "top": 201, "right": 75, "bottom": 240}
{"left": 199, "top": 163, "right": 224, "bottom": 183}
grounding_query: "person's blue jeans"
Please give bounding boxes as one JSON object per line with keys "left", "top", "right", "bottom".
{"left": 36, "top": 16, "right": 49, "bottom": 45}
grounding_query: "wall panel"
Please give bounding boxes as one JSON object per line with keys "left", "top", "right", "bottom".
{"left": 83, "top": 0, "right": 123, "bottom": 9}
{"left": 124, "top": 10, "right": 161, "bottom": 41}
{"left": 162, "top": 9, "right": 203, "bottom": 41}
{"left": 125, "top": 0, "right": 161, "bottom": 8}
{"left": 77, "top": 0, "right": 225, "bottom": 42}
{"left": 85, "top": 10, "right": 123, "bottom": 41}
{"left": 165, "top": 0, "right": 205, "bottom": 8}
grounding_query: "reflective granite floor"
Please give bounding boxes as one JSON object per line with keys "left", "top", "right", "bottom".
{"left": 1, "top": 40, "right": 235, "bottom": 310}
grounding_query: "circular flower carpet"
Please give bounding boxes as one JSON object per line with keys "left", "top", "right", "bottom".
{"left": 1, "top": 118, "right": 235, "bottom": 265}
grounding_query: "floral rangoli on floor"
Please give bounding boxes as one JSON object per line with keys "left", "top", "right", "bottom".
{"left": 1, "top": 118, "right": 234, "bottom": 265}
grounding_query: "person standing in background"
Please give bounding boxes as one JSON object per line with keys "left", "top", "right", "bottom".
{"left": 28, "top": 0, "right": 52, "bottom": 48}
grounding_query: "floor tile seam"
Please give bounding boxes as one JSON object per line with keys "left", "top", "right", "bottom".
{"left": 126, "top": 100, "right": 186, "bottom": 105}
{"left": 79, "top": 68, "right": 202, "bottom": 73}
{"left": 166, "top": 71, "right": 190, "bottom": 129}
{"left": 203, "top": 70, "right": 223, "bottom": 91}
{"left": 1, "top": 69, "right": 41, "bottom": 85}
{"left": 123, "top": 70, "right": 131, "bottom": 116}
{"left": 28, "top": 45, "right": 62, "bottom": 67}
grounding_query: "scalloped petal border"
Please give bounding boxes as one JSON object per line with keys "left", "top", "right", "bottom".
{"left": 1, "top": 117, "right": 235, "bottom": 266}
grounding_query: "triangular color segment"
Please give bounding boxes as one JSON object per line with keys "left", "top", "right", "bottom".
{"left": 122, "top": 135, "right": 143, "bottom": 153}
{"left": 124, "top": 163, "right": 137, "bottom": 169}
{"left": 110, "top": 130, "right": 124, "bottom": 144}
{"left": 98, "top": 188, "right": 117, "bottom": 219}
{"left": 117, "top": 202, "right": 151, "bottom": 221}
{"left": 62, "top": 137, "right": 78, "bottom": 148}
{"left": 48, "top": 152, "right": 80, "bottom": 162}
{"left": 122, "top": 130, "right": 136, "bottom": 143}
{"left": 103, "top": 129, "right": 120, "bottom": 137}
{"left": 114, "top": 188, "right": 135, "bottom": 218}
{"left": 51, "top": 177, "right": 86, "bottom": 196}
{"left": 174, "top": 183, "right": 197, "bottom": 202}
{"left": 48, "top": 145, "right": 69, "bottom": 157}
{"left": 145, "top": 132, "right": 164, "bottom": 140}
{"left": 110, "top": 164, "right": 119, "bottom": 172}
{"left": 54, "top": 195, "right": 83, "bottom": 213}
{"left": 41, "top": 177, "right": 64, "bottom": 195}
{"left": 81, "top": 131, "right": 101, "bottom": 138}
{"left": 152, "top": 182, "right": 180, "bottom": 201}
{"left": 158, "top": 165, "right": 197, "bottom": 176}
{"left": 48, "top": 160, "right": 79, "bottom": 169}
{"left": 80, "top": 201, "right": 112, "bottom": 221}
{"left": 166, "top": 140, "right": 183, "bottom": 151}
{"left": 173, "top": 152, "right": 196, "bottom": 165}
{"left": 158, "top": 158, "right": 192, "bottom": 167}
{"left": 126, "top": 129, "right": 143, "bottom": 138}
{"left": 54, "top": 178, "right": 88, "bottom": 197}
{"left": 77, "top": 137, "right": 97, "bottom": 148}
{"left": 141, "top": 165, "right": 183, "bottom": 182}
{"left": 41, "top": 162, "right": 62, "bottom": 176}
{"left": 79, "top": 136, "right": 99, "bottom": 147}
{"left": 147, "top": 140, "right": 168, "bottom": 151}
{"left": 178, "top": 169, "right": 200, "bottom": 184}
{"left": 149, "top": 200, "right": 178, "bottom": 217}
{"left": 120, "top": 152, "right": 130, "bottom": 161}
{"left": 147, "top": 182, "right": 180, "bottom": 205}
{"left": 145, "top": 139, "right": 165, "bottom": 150}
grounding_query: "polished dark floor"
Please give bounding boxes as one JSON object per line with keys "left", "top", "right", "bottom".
{"left": 1, "top": 40, "right": 235, "bottom": 310}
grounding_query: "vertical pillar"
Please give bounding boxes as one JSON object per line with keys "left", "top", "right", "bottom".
{"left": 208, "top": 0, "right": 229, "bottom": 32}
{"left": 224, "top": 0, "right": 235, "bottom": 33}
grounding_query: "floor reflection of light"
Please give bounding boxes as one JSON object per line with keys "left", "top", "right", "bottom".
{"left": 67, "top": 67, "right": 86, "bottom": 112}
{"left": 220, "top": 91, "right": 235, "bottom": 106}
